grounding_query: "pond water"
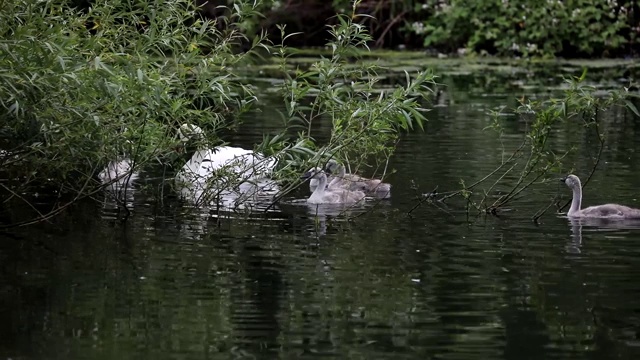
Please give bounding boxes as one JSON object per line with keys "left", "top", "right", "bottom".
{"left": 2, "top": 59, "right": 640, "bottom": 359}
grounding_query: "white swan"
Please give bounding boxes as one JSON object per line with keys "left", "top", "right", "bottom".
{"left": 175, "top": 124, "right": 278, "bottom": 206}
{"left": 176, "top": 124, "right": 276, "bottom": 183}
{"left": 302, "top": 167, "right": 365, "bottom": 204}
{"left": 326, "top": 160, "right": 391, "bottom": 197}
{"left": 98, "top": 159, "right": 138, "bottom": 189}
{"left": 562, "top": 174, "right": 640, "bottom": 219}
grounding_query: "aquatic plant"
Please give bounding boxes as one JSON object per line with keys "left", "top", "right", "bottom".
{"left": 265, "top": 0, "right": 435, "bottom": 197}
{"left": 0, "top": 0, "right": 434, "bottom": 226}
{"left": 410, "top": 69, "right": 640, "bottom": 220}
{"left": 0, "top": 0, "right": 266, "bottom": 226}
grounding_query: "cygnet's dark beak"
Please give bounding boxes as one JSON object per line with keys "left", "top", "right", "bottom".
{"left": 559, "top": 176, "right": 567, "bottom": 182}
{"left": 301, "top": 171, "right": 313, "bottom": 180}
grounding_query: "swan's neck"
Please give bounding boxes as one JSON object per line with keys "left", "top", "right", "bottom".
{"left": 181, "top": 144, "right": 202, "bottom": 168}
{"left": 328, "top": 174, "right": 340, "bottom": 188}
{"left": 569, "top": 184, "right": 582, "bottom": 215}
{"left": 328, "top": 165, "right": 346, "bottom": 188}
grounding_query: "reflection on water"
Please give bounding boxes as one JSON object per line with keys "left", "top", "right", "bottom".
{"left": 567, "top": 216, "right": 640, "bottom": 254}
{"left": 99, "top": 159, "right": 140, "bottom": 215}
{"left": 178, "top": 177, "right": 280, "bottom": 211}
{"left": 3, "top": 68, "right": 640, "bottom": 359}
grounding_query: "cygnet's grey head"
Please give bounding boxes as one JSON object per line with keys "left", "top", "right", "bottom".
{"left": 178, "top": 124, "right": 205, "bottom": 142}
{"left": 301, "top": 167, "right": 324, "bottom": 180}
{"left": 561, "top": 174, "right": 581, "bottom": 189}
{"left": 324, "top": 159, "right": 341, "bottom": 174}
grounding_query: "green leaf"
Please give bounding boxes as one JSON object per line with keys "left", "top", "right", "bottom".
{"left": 626, "top": 100, "right": 640, "bottom": 118}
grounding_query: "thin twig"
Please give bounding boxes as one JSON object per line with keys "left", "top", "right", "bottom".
{"left": 0, "top": 182, "right": 107, "bottom": 229}
{"left": 559, "top": 108, "right": 605, "bottom": 212}
{"left": 407, "top": 185, "right": 438, "bottom": 215}
{"left": 0, "top": 182, "right": 50, "bottom": 223}
{"left": 481, "top": 161, "right": 518, "bottom": 209}
{"left": 439, "top": 138, "right": 526, "bottom": 202}
{"left": 532, "top": 194, "right": 561, "bottom": 223}
{"left": 374, "top": 11, "right": 407, "bottom": 48}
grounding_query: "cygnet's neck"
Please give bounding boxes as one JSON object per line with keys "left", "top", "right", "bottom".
{"left": 328, "top": 164, "right": 346, "bottom": 188}
{"left": 312, "top": 173, "right": 328, "bottom": 197}
{"left": 569, "top": 183, "right": 582, "bottom": 215}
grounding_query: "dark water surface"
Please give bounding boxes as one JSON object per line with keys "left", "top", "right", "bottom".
{"left": 2, "top": 63, "right": 640, "bottom": 359}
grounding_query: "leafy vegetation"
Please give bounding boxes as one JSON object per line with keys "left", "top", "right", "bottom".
{"left": 0, "top": 0, "right": 270, "bottom": 224}
{"left": 267, "top": 2, "right": 434, "bottom": 186}
{"left": 1, "top": 0, "right": 637, "bottom": 227}
{"left": 262, "top": 0, "right": 638, "bottom": 57}
{"left": 407, "top": 0, "right": 633, "bottom": 57}
{"left": 410, "top": 70, "right": 640, "bottom": 220}
{"left": 0, "top": 0, "right": 435, "bottom": 226}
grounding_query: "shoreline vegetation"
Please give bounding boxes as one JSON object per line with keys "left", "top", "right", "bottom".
{"left": 1, "top": 0, "right": 639, "bottom": 227}
{"left": 63, "top": 0, "right": 640, "bottom": 58}
{"left": 255, "top": 0, "right": 640, "bottom": 58}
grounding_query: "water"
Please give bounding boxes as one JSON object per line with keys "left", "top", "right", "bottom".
{"left": 2, "top": 62, "right": 640, "bottom": 359}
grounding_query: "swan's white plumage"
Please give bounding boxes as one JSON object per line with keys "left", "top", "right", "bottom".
{"left": 562, "top": 174, "right": 640, "bottom": 219}
{"left": 302, "top": 167, "right": 365, "bottom": 204}
{"left": 99, "top": 159, "right": 138, "bottom": 188}
{"left": 176, "top": 147, "right": 275, "bottom": 185}
{"left": 175, "top": 124, "right": 278, "bottom": 208}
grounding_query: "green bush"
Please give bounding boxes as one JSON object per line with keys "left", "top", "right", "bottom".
{"left": 0, "top": 0, "right": 436, "bottom": 224}
{"left": 0, "top": 0, "right": 261, "bottom": 199}
{"left": 407, "top": 0, "right": 630, "bottom": 57}
{"left": 268, "top": 1, "right": 435, "bottom": 182}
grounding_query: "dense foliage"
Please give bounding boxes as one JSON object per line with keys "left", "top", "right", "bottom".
{"left": 0, "top": 0, "right": 266, "bottom": 221}
{"left": 262, "top": 0, "right": 639, "bottom": 57}
{"left": 407, "top": 0, "right": 634, "bottom": 57}
{"left": 270, "top": 12, "right": 434, "bottom": 182}
{"left": 0, "top": 0, "right": 637, "bottom": 227}
{"left": 0, "top": 0, "right": 434, "bottom": 226}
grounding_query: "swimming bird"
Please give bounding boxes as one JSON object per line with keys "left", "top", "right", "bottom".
{"left": 175, "top": 124, "right": 279, "bottom": 207}
{"left": 309, "top": 176, "right": 323, "bottom": 193}
{"left": 99, "top": 159, "right": 138, "bottom": 189}
{"left": 301, "top": 167, "right": 366, "bottom": 204}
{"left": 175, "top": 124, "right": 277, "bottom": 185}
{"left": 308, "top": 161, "right": 336, "bottom": 193}
{"left": 325, "top": 160, "right": 391, "bottom": 197}
{"left": 561, "top": 174, "right": 640, "bottom": 219}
